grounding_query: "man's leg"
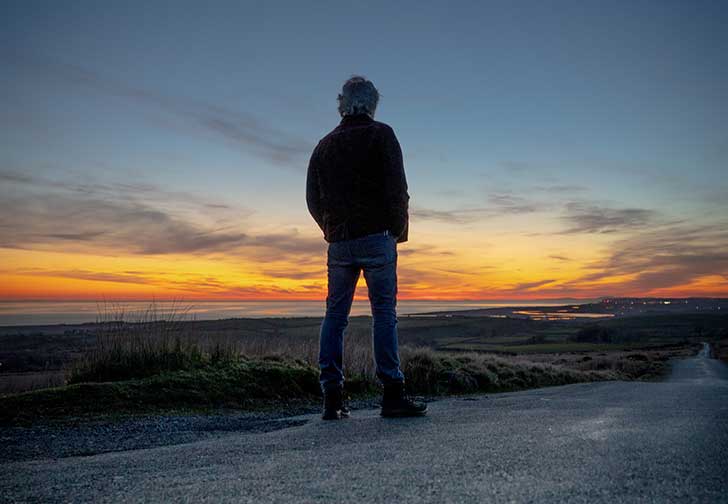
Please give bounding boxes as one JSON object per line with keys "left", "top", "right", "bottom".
{"left": 319, "top": 244, "right": 361, "bottom": 393}
{"left": 362, "top": 233, "right": 427, "bottom": 417}
{"left": 361, "top": 237, "right": 405, "bottom": 385}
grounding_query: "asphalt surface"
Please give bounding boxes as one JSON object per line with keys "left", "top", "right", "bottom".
{"left": 2, "top": 344, "right": 727, "bottom": 503}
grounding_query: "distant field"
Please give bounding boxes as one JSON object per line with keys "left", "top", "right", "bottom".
{"left": 1, "top": 313, "right": 725, "bottom": 368}
{"left": 438, "top": 341, "right": 677, "bottom": 354}
{"left": 2, "top": 310, "right": 719, "bottom": 423}
{"left": 0, "top": 312, "right": 725, "bottom": 396}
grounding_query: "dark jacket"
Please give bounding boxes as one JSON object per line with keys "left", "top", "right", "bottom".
{"left": 306, "top": 113, "right": 409, "bottom": 243}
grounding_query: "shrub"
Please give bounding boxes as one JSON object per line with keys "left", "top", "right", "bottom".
{"left": 68, "top": 301, "right": 238, "bottom": 384}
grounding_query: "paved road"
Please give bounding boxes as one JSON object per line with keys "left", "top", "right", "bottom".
{"left": 2, "top": 345, "right": 727, "bottom": 503}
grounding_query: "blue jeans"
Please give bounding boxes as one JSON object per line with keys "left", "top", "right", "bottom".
{"left": 319, "top": 230, "right": 405, "bottom": 391}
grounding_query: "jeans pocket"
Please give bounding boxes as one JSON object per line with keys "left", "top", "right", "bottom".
{"left": 363, "top": 234, "right": 395, "bottom": 265}
{"left": 327, "top": 242, "right": 347, "bottom": 266}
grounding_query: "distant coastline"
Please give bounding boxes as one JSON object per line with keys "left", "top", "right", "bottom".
{"left": 0, "top": 299, "right": 588, "bottom": 327}
{"left": 0, "top": 297, "right": 725, "bottom": 328}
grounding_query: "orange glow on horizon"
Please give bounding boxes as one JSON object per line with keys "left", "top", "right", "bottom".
{"left": 1, "top": 240, "right": 726, "bottom": 302}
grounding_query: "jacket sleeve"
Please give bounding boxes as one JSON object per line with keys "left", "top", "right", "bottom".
{"left": 381, "top": 126, "right": 410, "bottom": 243}
{"left": 306, "top": 145, "right": 325, "bottom": 232}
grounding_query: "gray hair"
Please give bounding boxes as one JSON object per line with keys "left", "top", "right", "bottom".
{"left": 337, "top": 75, "right": 379, "bottom": 118}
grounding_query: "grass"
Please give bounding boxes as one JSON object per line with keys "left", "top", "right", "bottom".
{"left": 400, "top": 347, "right": 617, "bottom": 395}
{"left": 0, "top": 303, "right": 707, "bottom": 425}
{"left": 1, "top": 358, "right": 320, "bottom": 425}
{"left": 2, "top": 348, "right": 625, "bottom": 425}
{"left": 67, "top": 301, "right": 238, "bottom": 383}
{"left": 0, "top": 371, "right": 65, "bottom": 395}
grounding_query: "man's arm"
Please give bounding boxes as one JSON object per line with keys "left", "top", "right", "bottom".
{"left": 381, "top": 126, "right": 410, "bottom": 243}
{"left": 306, "top": 145, "right": 325, "bottom": 232}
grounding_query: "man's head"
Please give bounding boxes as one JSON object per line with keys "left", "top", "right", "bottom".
{"left": 337, "top": 76, "right": 379, "bottom": 118}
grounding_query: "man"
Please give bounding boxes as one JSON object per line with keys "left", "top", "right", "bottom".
{"left": 306, "top": 75, "right": 427, "bottom": 420}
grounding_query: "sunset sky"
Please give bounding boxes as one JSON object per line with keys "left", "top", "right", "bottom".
{"left": 2, "top": 1, "right": 727, "bottom": 301}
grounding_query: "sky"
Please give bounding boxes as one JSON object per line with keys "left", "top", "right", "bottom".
{"left": 1, "top": 0, "right": 727, "bottom": 301}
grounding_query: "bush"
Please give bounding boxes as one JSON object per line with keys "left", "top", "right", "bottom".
{"left": 68, "top": 302, "right": 239, "bottom": 384}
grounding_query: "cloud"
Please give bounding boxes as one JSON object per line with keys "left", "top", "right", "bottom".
{"left": 501, "top": 222, "right": 728, "bottom": 297}
{"left": 410, "top": 206, "right": 485, "bottom": 224}
{"left": 532, "top": 184, "right": 588, "bottom": 193}
{"left": 511, "top": 279, "right": 557, "bottom": 291}
{"left": 397, "top": 246, "right": 455, "bottom": 257}
{"left": 0, "top": 171, "right": 324, "bottom": 258}
{"left": 260, "top": 267, "right": 325, "bottom": 280}
{"left": 0, "top": 169, "right": 242, "bottom": 213}
{"left": 0, "top": 172, "right": 35, "bottom": 184}
{"left": 548, "top": 254, "right": 571, "bottom": 261}
{"left": 6, "top": 266, "right": 329, "bottom": 298}
{"left": 411, "top": 193, "right": 546, "bottom": 224}
{"left": 9, "top": 52, "right": 312, "bottom": 168}
{"left": 45, "top": 231, "right": 107, "bottom": 241}
{"left": 0, "top": 194, "right": 248, "bottom": 254}
{"left": 560, "top": 202, "right": 658, "bottom": 234}
{"left": 487, "top": 193, "right": 544, "bottom": 214}
{"left": 14, "top": 269, "right": 155, "bottom": 285}
{"left": 576, "top": 223, "right": 728, "bottom": 290}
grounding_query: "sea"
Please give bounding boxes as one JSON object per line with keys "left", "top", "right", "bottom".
{"left": 0, "top": 299, "right": 586, "bottom": 326}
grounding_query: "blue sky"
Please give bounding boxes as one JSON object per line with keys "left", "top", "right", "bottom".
{"left": 1, "top": 0, "right": 727, "bottom": 300}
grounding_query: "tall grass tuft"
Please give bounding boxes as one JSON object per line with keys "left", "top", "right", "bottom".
{"left": 68, "top": 301, "right": 239, "bottom": 384}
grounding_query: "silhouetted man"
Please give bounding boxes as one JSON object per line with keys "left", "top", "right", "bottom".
{"left": 306, "top": 76, "right": 427, "bottom": 420}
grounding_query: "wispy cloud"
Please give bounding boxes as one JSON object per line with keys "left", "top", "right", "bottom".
{"left": 6, "top": 267, "right": 323, "bottom": 298}
{"left": 8, "top": 52, "right": 312, "bottom": 167}
{"left": 260, "top": 267, "right": 325, "bottom": 280}
{"left": 0, "top": 169, "right": 241, "bottom": 213}
{"left": 0, "top": 193, "right": 248, "bottom": 254}
{"left": 548, "top": 254, "right": 571, "bottom": 262}
{"left": 398, "top": 246, "right": 455, "bottom": 257}
{"left": 12, "top": 269, "right": 155, "bottom": 285}
{"left": 532, "top": 184, "right": 588, "bottom": 193}
{"left": 411, "top": 192, "right": 547, "bottom": 224}
{"left": 487, "top": 192, "right": 545, "bottom": 214}
{"left": 0, "top": 170, "right": 324, "bottom": 258}
{"left": 410, "top": 206, "right": 485, "bottom": 224}
{"left": 576, "top": 223, "right": 728, "bottom": 291}
{"left": 510, "top": 279, "right": 557, "bottom": 291}
{"left": 560, "top": 202, "right": 658, "bottom": 234}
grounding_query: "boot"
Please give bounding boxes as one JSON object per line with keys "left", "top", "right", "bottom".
{"left": 322, "top": 386, "right": 350, "bottom": 420}
{"left": 380, "top": 382, "right": 427, "bottom": 417}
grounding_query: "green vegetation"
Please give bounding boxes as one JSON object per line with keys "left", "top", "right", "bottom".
{"left": 3, "top": 349, "right": 625, "bottom": 425}
{"left": 1, "top": 306, "right": 718, "bottom": 425}
{"left": 401, "top": 348, "right": 615, "bottom": 395}
{"left": 1, "top": 358, "right": 319, "bottom": 425}
{"left": 67, "top": 315, "right": 239, "bottom": 384}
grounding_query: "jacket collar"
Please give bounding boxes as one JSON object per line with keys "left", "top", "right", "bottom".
{"left": 340, "top": 113, "right": 374, "bottom": 126}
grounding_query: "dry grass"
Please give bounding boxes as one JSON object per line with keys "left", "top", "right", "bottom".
{"left": 0, "top": 371, "right": 66, "bottom": 395}
{"left": 2, "top": 304, "right": 707, "bottom": 423}
{"left": 65, "top": 302, "right": 694, "bottom": 395}
{"left": 0, "top": 301, "right": 701, "bottom": 419}
{"left": 63, "top": 303, "right": 626, "bottom": 396}
{"left": 68, "top": 301, "right": 238, "bottom": 384}
{"left": 512, "top": 345, "right": 700, "bottom": 381}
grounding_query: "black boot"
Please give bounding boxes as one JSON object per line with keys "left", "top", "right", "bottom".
{"left": 322, "top": 386, "right": 350, "bottom": 420}
{"left": 380, "top": 382, "right": 427, "bottom": 417}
